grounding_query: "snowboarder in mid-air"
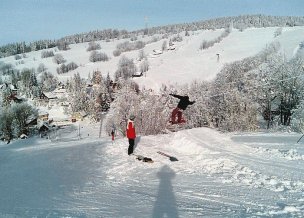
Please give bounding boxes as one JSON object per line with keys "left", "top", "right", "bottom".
{"left": 169, "top": 94, "right": 195, "bottom": 124}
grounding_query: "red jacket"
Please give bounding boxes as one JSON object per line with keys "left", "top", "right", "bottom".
{"left": 126, "top": 120, "right": 136, "bottom": 139}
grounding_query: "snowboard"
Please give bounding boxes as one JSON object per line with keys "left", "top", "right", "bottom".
{"left": 166, "top": 122, "right": 190, "bottom": 132}
{"left": 157, "top": 151, "right": 178, "bottom": 161}
{"left": 133, "top": 154, "right": 154, "bottom": 163}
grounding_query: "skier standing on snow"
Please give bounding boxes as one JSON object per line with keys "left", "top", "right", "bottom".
{"left": 170, "top": 94, "right": 195, "bottom": 124}
{"left": 126, "top": 115, "right": 136, "bottom": 155}
{"left": 110, "top": 125, "right": 116, "bottom": 142}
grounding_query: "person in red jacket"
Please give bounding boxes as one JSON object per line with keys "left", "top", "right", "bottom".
{"left": 126, "top": 115, "right": 136, "bottom": 155}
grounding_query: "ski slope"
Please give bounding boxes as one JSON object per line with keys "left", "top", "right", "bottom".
{"left": 0, "top": 122, "right": 303, "bottom": 217}
{"left": 2, "top": 26, "right": 304, "bottom": 91}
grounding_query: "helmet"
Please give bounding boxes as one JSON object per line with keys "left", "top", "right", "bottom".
{"left": 129, "top": 115, "right": 135, "bottom": 120}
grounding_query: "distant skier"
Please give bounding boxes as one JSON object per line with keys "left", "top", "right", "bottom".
{"left": 126, "top": 115, "right": 136, "bottom": 155}
{"left": 216, "top": 53, "right": 220, "bottom": 62}
{"left": 111, "top": 129, "right": 115, "bottom": 141}
{"left": 110, "top": 124, "right": 116, "bottom": 141}
{"left": 169, "top": 94, "right": 195, "bottom": 124}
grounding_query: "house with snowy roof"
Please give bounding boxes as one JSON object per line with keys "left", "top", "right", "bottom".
{"left": 71, "top": 111, "right": 88, "bottom": 121}
{"left": 39, "top": 92, "right": 58, "bottom": 101}
{"left": 0, "top": 83, "right": 18, "bottom": 95}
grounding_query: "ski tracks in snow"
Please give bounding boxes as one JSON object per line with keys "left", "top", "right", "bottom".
{"left": 173, "top": 128, "right": 304, "bottom": 194}
{"left": 101, "top": 128, "right": 304, "bottom": 217}
{"left": 171, "top": 128, "right": 304, "bottom": 216}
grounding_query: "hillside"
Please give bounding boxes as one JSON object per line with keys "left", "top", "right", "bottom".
{"left": 1, "top": 26, "right": 304, "bottom": 91}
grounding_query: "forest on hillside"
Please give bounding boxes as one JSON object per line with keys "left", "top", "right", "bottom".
{"left": 1, "top": 14, "right": 304, "bottom": 58}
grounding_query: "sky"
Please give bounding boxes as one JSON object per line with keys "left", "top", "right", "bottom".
{"left": 0, "top": 0, "right": 303, "bottom": 46}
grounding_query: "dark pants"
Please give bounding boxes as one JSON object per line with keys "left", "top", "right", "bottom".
{"left": 128, "top": 138, "right": 135, "bottom": 155}
{"left": 171, "top": 108, "right": 185, "bottom": 124}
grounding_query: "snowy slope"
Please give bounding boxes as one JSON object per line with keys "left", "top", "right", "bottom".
{"left": 0, "top": 122, "right": 304, "bottom": 217}
{"left": 2, "top": 27, "right": 304, "bottom": 91}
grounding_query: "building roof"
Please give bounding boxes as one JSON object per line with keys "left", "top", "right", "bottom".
{"left": 43, "top": 92, "right": 58, "bottom": 99}
{"left": 38, "top": 108, "right": 49, "bottom": 116}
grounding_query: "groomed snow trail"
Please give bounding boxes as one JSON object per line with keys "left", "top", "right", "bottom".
{"left": 0, "top": 125, "right": 303, "bottom": 217}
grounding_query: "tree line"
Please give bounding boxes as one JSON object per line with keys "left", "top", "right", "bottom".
{"left": 1, "top": 15, "right": 304, "bottom": 58}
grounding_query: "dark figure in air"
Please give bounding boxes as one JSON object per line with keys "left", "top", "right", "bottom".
{"left": 169, "top": 94, "right": 195, "bottom": 124}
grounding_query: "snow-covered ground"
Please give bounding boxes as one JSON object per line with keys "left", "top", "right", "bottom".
{"left": 0, "top": 122, "right": 303, "bottom": 217}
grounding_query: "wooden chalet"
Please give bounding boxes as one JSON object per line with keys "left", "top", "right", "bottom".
{"left": 39, "top": 92, "right": 58, "bottom": 101}
{"left": 71, "top": 111, "right": 88, "bottom": 121}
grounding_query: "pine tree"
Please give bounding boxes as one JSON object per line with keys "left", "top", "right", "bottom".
{"left": 68, "top": 72, "right": 87, "bottom": 113}
{"left": 0, "top": 107, "right": 14, "bottom": 141}
{"left": 1, "top": 84, "right": 12, "bottom": 107}
{"left": 92, "top": 71, "right": 102, "bottom": 84}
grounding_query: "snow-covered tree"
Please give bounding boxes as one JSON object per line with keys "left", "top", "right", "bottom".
{"left": 39, "top": 71, "right": 58, "bottom": 92}
{"left": 56, "top": 41, "right": 70, "bottom": 51}
{"left": 106, "top": 80, "right": 169, "bottom": 136}
{"left": 53, "top": 54, "right": 66, "bottom": 64}
{"left": 138, "top": 49, "right": 146, "bottom": 61}
{"left": 0, "top": 107, "right": 14, "bottom": 141}
{"left": 91, "top": 71, "right": 103, "bottom": 84}
{"left": 184, "top": 80, "right": 211, "bottom": 128}
{"left": 19, "top": 69, "right": 33, "bottom": 97}
{"left": 41, "top": 50, "right": 54, "bottom": 58}
{"left": 89, "top": 51, "right": 109, "bottom": 62}
{"left": 115, "top": 56, "right": 136, "bottom": 80}
{"left": 10, "top": 102, "right": 37, "bottom": 137}
{"left": 272, "top": 57, "right": 304, "bottom": 126}
{"left": 1, "top": 84, "right": 12, "bottom": 107}
{"left": 139, "top": 58, "right": 149, "bottom": 74}
{"left": 68, "top": 72, "right": 88, "bottom": 113}
{"left": 162, "top": 40, "right": 167, "bottom": 51}
{"left": 37, "top": 63, "right": 47, "bottom": 73}
{"left": 86, "top": 41, "right": 101, "bottom": 51}
{"left": 292, "top": 98, "right": 304, "bottom": 132}
{"left": 274, "top": 27, "right": 283, "bottom": 37}
{"left": 56, "top": 62, "right": 78, "bottom": 74}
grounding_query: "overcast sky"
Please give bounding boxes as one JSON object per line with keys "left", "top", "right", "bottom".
{"left": 0, "top": 0, "right": 303, "bottom": 46}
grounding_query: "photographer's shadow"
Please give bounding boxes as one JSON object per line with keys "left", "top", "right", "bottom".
{"left": 152, "top": 165, "right": 179, "bottom": 218}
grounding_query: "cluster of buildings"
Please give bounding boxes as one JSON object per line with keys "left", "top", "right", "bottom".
{"left": 1, "top": 83, "right": 88, "bottom": 138}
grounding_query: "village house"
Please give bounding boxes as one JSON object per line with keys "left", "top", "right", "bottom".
{"left": 71, "top": 111, "right": 87, "bottom": 122}
{"left": 39, "top": 92, "right": 58, "bottom": 102}
{"left": 132, "top": 71, "right": 143, "bottom": 78}
{"left": 0, "top": 83, "right": 22, "bottom": 103}
{"left": 8, "top": 95, "right": 23, "bottom": 103}
{"left": 38, "top": 109, "right": 49, "bottom": 122}
{"left": 0, "top": 83, "right": 17, "bottom": 94}
{"left": 37, "top": 121, "right": 50, "bottom": 138}
{"left": 26, "top": 116, "right": 38, "bottom": 127}
{"left": 52, "top": 87, "right": 68, "bottom": 98}
{"left": 38, "top": 91, "right": 58, "bottom": 107}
